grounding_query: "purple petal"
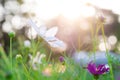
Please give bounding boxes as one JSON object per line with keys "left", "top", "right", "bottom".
{"left": 87, "top": 62, "right": 97, "bottom": 75}
{"left": 87, "top": 62, "right": 109, "bottom": 75}
{"left": 97, "top": 64, "right": 109, "bottom": 75}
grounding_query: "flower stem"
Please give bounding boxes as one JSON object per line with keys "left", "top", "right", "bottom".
{"left": 10, "top": 37, "right": 13, "bottom": 72}
{"left": 101, "top": 23, "right": 114, "bottom": 80}
{"left": 21, "top": 60, "right": 33, "bottom": 80}
{"left": 94, "top": 75, "right": 99, "bottom": 80}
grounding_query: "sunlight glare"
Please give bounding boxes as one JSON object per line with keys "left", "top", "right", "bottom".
{"left": 79, "top": 21, "right": 90, "bottom": 30}
{"left": 33, "top": 0, "right": 96, "bottom": 20}
{"left": 34, "top": 0, "right": 60, "bottom": 20}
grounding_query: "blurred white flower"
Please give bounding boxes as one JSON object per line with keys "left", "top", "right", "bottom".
{"left": 5, "top": 14, "right": 13, "bottom": 21}
{"left": 24, "top": 40, "right": 31, "bottom": 47}
{"left": 11, "top": 15, "right": 23, "bottom": 30}
{"left": 4, "top": 0, "right": 20, "bottom": 14}
{"left": 29, "top": 52, "right": 46, "bottom": 70}
{"left": 20, "top": 3, "right": 36, "bottom": 15}
{"left": 0, "top": 4, "right": 5, "bottom": 22}
{"left": 26, "top": 27, "right": 37, "bottom": 39}
{"left": 2, "top": 21, "right": 13, "bottom": 33}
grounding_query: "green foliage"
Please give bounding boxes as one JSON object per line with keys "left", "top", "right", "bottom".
{"left": 0, "top": 22, "right": 119, "bottom": 80}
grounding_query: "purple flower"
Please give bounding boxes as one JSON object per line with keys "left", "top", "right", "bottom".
{"left": 59, "top": 56, "right": 64, "bottom": 62}
{"left": 87, "top": 62, "right": 109, "bottom": 76}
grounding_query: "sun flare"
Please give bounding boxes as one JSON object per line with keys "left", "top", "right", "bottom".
{"left": 32, "top": 0, "right": 96, "bottom": 20}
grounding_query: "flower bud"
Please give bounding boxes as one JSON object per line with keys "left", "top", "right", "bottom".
{"left": 8, "top": 32, "right": 15, "bottom": 38}
{"left": 59, "top": 56, "right": 64, "bottom": 62}
{"left": 16, "top": 54, "right": 22, "bottom": 61}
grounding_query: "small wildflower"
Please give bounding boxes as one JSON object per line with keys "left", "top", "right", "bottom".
{"left": 59, "top": 56, "right": 64, "bottom": 62}
{"left": 29, "top": 52, "right": 46, "bottom": 70}
{"left": 87, "top": 61, "right": 109, "bottom": 80}
{"left": 24, "top": 40, "right": 31, "bottom": 47}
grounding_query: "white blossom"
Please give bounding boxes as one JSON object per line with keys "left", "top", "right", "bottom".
{"left": 29, "top": 52, "right": 46, "bottom": 70}
{"left": 4, "top": 0, "right": 20, "bottom": 14}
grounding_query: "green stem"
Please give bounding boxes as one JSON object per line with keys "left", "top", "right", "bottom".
{"left": 21, "top": 61, "right": 33, "bottom": 80}
{"left": 47, "top": 50, "right": 52, "bottom": 63}
{"left": 101, "top": 23, "right": 114, "bottom": 80}
{"left": 0, "top": 46, "right": 9, "bottom": 68}
{"left": 90, "top": 21, "right": 97, "bottom": 62}
{"left": 28, "top": 38, "right": 40, "bottom": 73}
{"left": 94, "top": 75, "right": 99, "bottom": 80}
{"left": 83, "top": 70, "right": 87, "bottom": 80}
{"left": 10, "top": 37, "right": 13, "bottom": 72}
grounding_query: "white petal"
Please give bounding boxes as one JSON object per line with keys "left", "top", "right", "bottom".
{"left": 44, "top": 36, "right": 66, "bottom": 48}
{"left": 45, "top": 27, "right": 58, "bottom": 37}
{"left": 28, "top": 20, "right": 43, "bottom": 37}
{"left": 39, "top": 25, "right": 47, "bottom": 36}
{"left": 48, "top": 38, "right": 66, "bottom": 48}
{"left": 44, "top": 37, "right": 58, "bottom": 42}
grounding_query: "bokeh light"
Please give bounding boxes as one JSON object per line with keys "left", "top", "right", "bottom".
{"left": 108, "top": 35, "right": 117, "bottom": 45}
{"left": 99, "top": 41, "right": 111, "bottom": 51}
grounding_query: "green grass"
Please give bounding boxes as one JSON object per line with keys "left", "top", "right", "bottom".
{"left": 0, "top": 39, "right": 119, "bottom": 80}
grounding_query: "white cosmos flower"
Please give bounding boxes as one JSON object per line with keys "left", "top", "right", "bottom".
{"left": 28, "top": 20, "right": 67, "bottom": 52}
{"left": 29, "top": 52, "right": 46, "bottom": 70}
